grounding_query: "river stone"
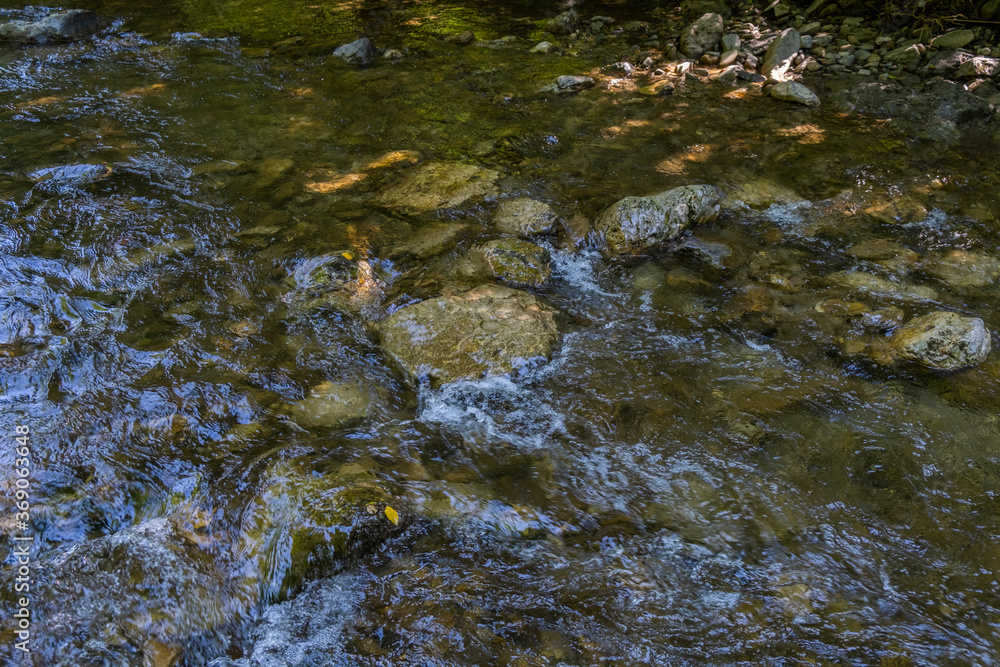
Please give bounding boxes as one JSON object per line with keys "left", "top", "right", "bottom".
{"left": 955, "top": 56, "right": 1000, "bottom": 79}
{"left": 546, "top": 9, "right": 578, "bottom": 34}
{"left": 0, "top": 9, "right": 102, "bottom": 42}
{"left": 540, "top": 75, "right": 595, "bottom": 94}
{"left": 761, "top": 28, "right": 801, "bottom": 78}
{"left": 375, "top": 162, "right": 499, "bottom": 215}
{"left": 890, "top": 311, "right": 991, "bottom": 369}
{"left": 679, "top": 13, "right": 724, "bottom": 58}
{"left": 722, "top": 178, "right": 804, "bottom": 209}
{"left": 721, "top": 33, "right": 741, "bottom": 52}
{"left": 378, "top": 284, "right": 559, "bottom": 385}
{"left": 830, "top": 271, "right": 937, "bottom": 300}
{"left": 389, "top": 222, "right": 468, "bottom": 259}
{"left": 594, "top": 184, "right": 723, "bottom": 255}
{"left": 676, "top": 236, "right": 734, "bottom": 269}
{"left": 884, "top": 44, "right": 922, "bottom": 69}
{"left": 530, "top": 41, "right": 556, "bottom": 54}
{"left": 769, "top": 81, "right": 820, "bottom": 106}
{"left": 923, "top": 250, "right": 1000, "bottom": 288}
{"left": 290, "top": 381, "right": 371, "bottom": 428}
{"left": 333, "top": 37, "right": 376, "bottom": 65}
{"left": 478, "top": 238, "right": 551, "bottom": 287}
{"left": 718, "top": 50, "right": 739, "bottom": 67}
{"left": 494, "top": 197, "right": 558, "bottom": 236}
{"left": 932, "top": 29, "right": 975, "bottom": 49}
{"left": 928, "top": 50, "right": 973, "bottom": 77}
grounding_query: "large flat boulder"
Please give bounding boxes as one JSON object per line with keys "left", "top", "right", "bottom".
{"left": 378, "top": 284, "right": 559, "bottom": 385}
{"left": 374, "top": 162, "right": 499, "bottom": 215}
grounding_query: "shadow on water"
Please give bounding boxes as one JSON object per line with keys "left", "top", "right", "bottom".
{"left": 0, "top": 0, "right": 998, "bottom": 665}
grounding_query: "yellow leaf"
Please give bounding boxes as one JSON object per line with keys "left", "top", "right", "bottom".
{"left": 341, "top": 251, "right": 354, "bottom": 260}
{"left": 384, "top": 505, "right": 399, "bottom": 526}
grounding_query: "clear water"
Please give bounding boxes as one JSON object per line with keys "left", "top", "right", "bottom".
{"left": 0, "top": 2, "right": 999, "bottom": 665}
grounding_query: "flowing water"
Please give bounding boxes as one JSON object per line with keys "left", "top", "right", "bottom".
{"left": 1, "top": 1, "right": 1000, "bottom": 665}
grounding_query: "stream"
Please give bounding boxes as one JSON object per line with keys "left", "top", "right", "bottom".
{"left": 1, "top": 1, "right": 999, "bottom": 665}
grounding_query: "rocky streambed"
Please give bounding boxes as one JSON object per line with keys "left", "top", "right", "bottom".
{"left": 0, "top": 1, "right": 999, "bottom": 665}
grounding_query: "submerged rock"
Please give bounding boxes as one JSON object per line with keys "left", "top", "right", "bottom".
{"left": 494, "top": 197, "right": 558, "bottom": 236}
{"left": 890, "top": 311, "right": 991, "bottom": 370}
{"left": 375, "top": 162, "right": 499, "bottom": 215}
{"left": 593, "top": 184, "right": 723, "bottom": 255}
{"left": 923, "top": 250, "right": 1000, "bottom": 288}
{"left": 29, "top": 163, "right": 113, "bottom": 187}
{"left": 289, "top": 381, "right": 371, "bottom": 428}
{"left": 769, "top": 81, "right": 820, "bottom": 107}
{"left": 477, "top": 238, "right": 552, "bottom": 287}
{"left": 679, "top": 13, "right": 724, "bottom": 58}
{"left": 389, "top": 222, "right": 468, "bottom": 259}
{"left": 378, "top": 284, "right": 559, "bottom": 385}
{"left": 0, "top": 9, "right": 102, "bottom": 42}
{"left": 332, "top": 37, "right": 376, "bottom": 65}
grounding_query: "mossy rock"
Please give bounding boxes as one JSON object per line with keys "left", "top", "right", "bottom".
{"left": 477, "top": 238, "right": 551, "bottom": 287}
{"left": 374, "top": 162, "right": 500, "bottom": 215}
{"left": 378, "top": 284, "right": 559, "bottom": 385}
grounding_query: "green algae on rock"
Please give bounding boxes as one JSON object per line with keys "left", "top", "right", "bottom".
{"left": 493, "top": 197, "right": 558, "bottom": 236}
{"left": 374, "top": 162, "right": 499, "bottom": 215}
{"left": 289, "top": 381, "right": 371, "bottom": 429}
{"left": 378, "top": 284, "right": 558, "bottom": 385}
{"left": 593, "top": 184, "right": 723, "bottom": 255}
{"left": 477, "top": 237, "right": 551, "bottom": 287}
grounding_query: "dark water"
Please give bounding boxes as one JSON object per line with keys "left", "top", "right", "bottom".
{"left": 0, "top": 2, "right": 999, "bottom": 665}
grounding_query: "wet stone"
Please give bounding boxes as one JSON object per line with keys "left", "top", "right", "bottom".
{"left": 0, "top": 9, "right": 102, "bottom": 42}
{"left": 890, "top": 311, "right": 991, "bottom": 370}
{"left": 493, "top": 197, "right": 558, "bottom": 236}
{"left": 378, "top": 284, "right": 559, "bottom": 385}
{"left": 477, "top": 238, "right": 552, "bottom": 287}
{"left": 593, "top": 184, "right": 724, "bottom": 255}
{"left": 679, "top": 13, "right": 724, "bottom": 58}
{"left": 770, "top": 81, "right": 820, "bottom": 107}
{"left": 375, "top": 163, "right": 499, "bottom": 215}
{"left": 923, "top": 250, "right": 1000, "bottom": 288}
{"left": 289, "top": 381, "right": 372, "bottom": 429}
{"left": 332, "top": 37, "right": 376, "bottom": 65}
{"left": 761, "top": 28, "right": 802, "bottom": 78}
{"left": 389, "top": 222, "right": 469, "bottom": 260}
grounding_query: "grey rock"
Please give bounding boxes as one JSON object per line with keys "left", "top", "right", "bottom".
{"left": 719, "top": 49, "right": 739, "bottom": 67}
{"left": 721, "top": 33, "right": 742, "bottom": 52}
{"left": 679, "top": 13, "right": 724, "bottom": 58}
{"left": 477, "top": 238, "right": 552, "bottom": 287}
{"left": 800, "top": 21, "right": 822, "bottom": 36}
{"left": 923, "top": 250, "right": 1000, "bottom": 288}
{"left": 546, "top": 9, "right": 578, "bottom": 35}
{"left": 333, "top": 37, "right": 376, "bottom": 65}
{"left": 378, "top": 284, "right": 559, "bottom": 385}
{"left": 761, "top": 28, "right": 802, "bottom": 77}
{"left": 884, "top": 44, "right": 922, "bottom": 70}
{"left": 931, "top": 29, "right": 976, "bottom": 49}
{"left": 890, "top": 311, "right": 991, "bottom": 369}
{"left": 540, "top": 75, "right": 594, "bottom": 94}
{"left": 494, "top": 197, "right": 558, "bottom": 236}
{"left": 837, "top": 52, "right": 856, "bottom": 67}
{"left": 770, "top": 81, "right": 820, "bottom": 106}
{"left": 0, "top": 9, "right": 102, "bottom": 42}
{"left": 928, "top": 49, "right": 974, "bottom": 77}
{"left": 677, "top": 236, "right": 734, "bottom": 268}
{"left": 593, "top": 184, "right": 723, "bottom": 255}
{"left": 955, "top": 56, "right": 1000, "bottom": 79}
{"left": 854, "top": 49, "right": 871, "bottom": 62}
{"left": 530, "top": 41, "right": 556, "bottom": 54}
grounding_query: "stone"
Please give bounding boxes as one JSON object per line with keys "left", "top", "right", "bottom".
{"left": 932, "top": 29, "right": 976, "bottom": 49}
{"left": 863, "top": 197, "right": 926, "bottom": 224}
{"left": 530, "top": 41, "right": 556, "bottom": 54}
{"left": 389, "top": 222, "right": 468, "bottom": 259}
{"left": 890, "top": 311, "right": 991, "bottom": 369}
{"left": 378, "top": 285, "right": 559, "bottom": 385}
{"left": 638, "top": 80, "right": 675, "bottom": 96}
{"left": 0, "top": 9, "right": 102, "bottom": 42}
{"left": 854, "top": 49, "right": 871, "bottom": 62}
{"left": 676, "top": 236, "right": 734, "bottom": 269}
{"left": 332, "top": 37, "right": 376, "bottom": 65}
{"left": 928, "top": 50, "right": 974, "bottom": 77}
{"left": 770, "top": 81, "right": 820, "bottom": 106}
{"left": 722, "top": 178, "right": 804, "bottom": 209}
{"left": 593, "top": 184, "right": 723, "bottom": 255}
{"left": 800, "top": 21, "right": 822, "bottom": 36}
{"left": 290, "top": 381, "right": 371, "bottom": 428}
{"left": 477, "top": 238, "right": 552, "bottom": 287}
{"left": 719, "top": 49, "right": 739, "bottom": 67}
{"left": 445, "top": 31, "right": 475, "bottom": 46}
{"left": 710, "top": 65, "right": 741, "bottom": 84}
{"left": 829, "top": 271, "right": 937, "bottom": 300}
{"left": 375, "top": 162, "right": 499, "bottom": 215}
{"left": 848, "top": 239, "right": 917, "bottom": 261}
{"left": 923, "top": 250, "right": 1000, "bottom": 288}
{"left": 546, "top": 9, "right": 578, "bottom": 35}
{"left": 836, "top": 52, "right": 856, "bottom": 67}
{"left": 884, "top": 44, "right": 922, "bottom": 70}
{"left": 761, "top": 28, "right": 802, "bottom": 78}
{"left": 955, "top": 57, "right": 1000, "bottom": 79}
{"left": 721, "top": 33, "right": 742, "bottom": 52}
{"left": 679, "top": 13, "right": 724, "bottom": 58}
{"left": 494, "top": 197, "right": 558, "bottom": 236}
{"left": 540, "top": 75, "right": 594, "bottom": 94}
